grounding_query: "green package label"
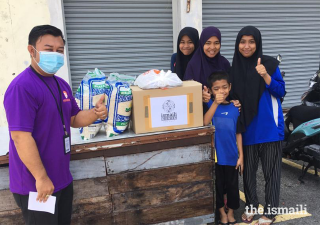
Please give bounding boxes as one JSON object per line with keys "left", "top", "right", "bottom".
{"left": 120, "top": 90, "right": 132, "bottom": 95}
{"left": 92, "top": 83, "right": 105, "bottom": 89}
{"left": 116, "top": 121, "right": 128, "bottom": 126}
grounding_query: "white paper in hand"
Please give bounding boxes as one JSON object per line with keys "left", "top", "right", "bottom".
{"left": 28, "top": 192, "right": 56, "bottom": 214}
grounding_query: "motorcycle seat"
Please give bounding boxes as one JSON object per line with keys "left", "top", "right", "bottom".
{"left": 304, "top": 144, "right": 320, "bottom": 158}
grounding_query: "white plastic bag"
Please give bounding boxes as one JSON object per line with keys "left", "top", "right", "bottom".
{"left": 104, "top": 73, "right": 133, "bottom": 137}
{"left": 75, "top": 68, "right": 106, "bottom": 140}
{"left": 134, "top": 69, "right": 182, "bottom": 89}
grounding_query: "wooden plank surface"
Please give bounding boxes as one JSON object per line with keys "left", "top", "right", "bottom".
{"left": 70, "top": 127, "right": 214, "bottom": 161}
{"left": 106, "top": 144, "right": 211, "bottom": 174}
{"left": 72, "top": 177, "right": 113, "bottom": 224}
{"left": 112, "top": 181, "right": 213, "bottom": 212}
{"left": 153, "top": 214, "right": 215, "bottom": 225}
{"left": 0, "top": 167, "right": 9, "bottom": 191}
{"left": 0, "top": 209, "right": 23, "bottom": 225}
{"left": 0, "top": 178, "right": 111, "bottom": 212}
{"left": 72, "top": 196, "right": 113, "bottom": 225}
{"left": 73, "top": 178, "right": 109, "bottom": 202}
{"left": 70, "top": 157, "right": 106, "bottom": 180}
{"left": 107, "top": 161, "right": 213, "bottom": 194}
{"left": 0, "top": 157, "right": 107, "bottom": 191}
{"left": 71, "top": 127, "right": 213, "bottom": 152}
{"left": 0, "top": 127, "right": 214, "bottom": 165}
{"left": 113, "top": 197, "right": 214, "bottom": 225}
{"left": 71, "top": 135, "right": 212, "bottom": 161}
{"left": 0, "top": 126, "right": 215, "bottom": 224}
{"left": 0, "top": 155, "right": 8, "bottom": 166}
{"left": 71, "top": 215, "right": 112, "bottom": 225}
{"left": 0, "top": 189, "right": 19, "bottom": 212}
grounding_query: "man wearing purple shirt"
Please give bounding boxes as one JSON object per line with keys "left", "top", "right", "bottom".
{"left": 3, "top": 25, "right": 108, "bottom": 225}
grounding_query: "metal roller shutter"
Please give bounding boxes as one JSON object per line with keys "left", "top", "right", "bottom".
{"left": 63, "top": 0, "right": 173, "bottom": 92}
{"left": 202, "top": 0, "right": 320, "bottom": 108}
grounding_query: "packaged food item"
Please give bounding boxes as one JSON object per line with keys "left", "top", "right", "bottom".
{"left": 104, "top": 73, "right": 133, "bottom": 137}
{"left": 75, "top": 68, "right": 106, "bottom": 140}
{"left": 131, "top": 81, "right": 203, "bottom": 134}
{"left": 134, "top": 69, "right": 182, "bottom": 89}
{"left": 108, "top": 72, "right": 136, "bottom": 85}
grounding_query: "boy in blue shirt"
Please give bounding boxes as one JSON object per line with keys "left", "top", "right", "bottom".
{"left": 204, "top": 71, "right": 243, "bottom": 225}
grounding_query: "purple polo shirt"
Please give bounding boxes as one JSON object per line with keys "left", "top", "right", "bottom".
{"left": 4, "top": 66, "right": 80, "bottom": 195}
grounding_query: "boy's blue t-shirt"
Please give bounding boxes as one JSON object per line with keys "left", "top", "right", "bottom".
{"left": 207, "top": 100, "right": 240, "bottom": 166}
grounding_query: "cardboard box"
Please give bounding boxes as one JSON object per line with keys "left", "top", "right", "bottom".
{"left": 131, "top": 81, "right": 203, "bottom": 134}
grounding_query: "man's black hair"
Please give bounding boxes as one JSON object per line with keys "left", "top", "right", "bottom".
{"left": 28, "top": 25, "right": 66, "bottom": 46}
{"left": 207, "top": 71, "right": 230, "bottom": 89}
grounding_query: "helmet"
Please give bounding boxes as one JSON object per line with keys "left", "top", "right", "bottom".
{"left": 309, "top": 70, "right": 320, "bottom": 87}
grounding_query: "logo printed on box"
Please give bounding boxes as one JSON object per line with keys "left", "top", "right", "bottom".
{"left": 161, "top": 100, "right": 178, "bottom": 121}
{"left": 150, "top": 95, "right": 188, "bottom": 127}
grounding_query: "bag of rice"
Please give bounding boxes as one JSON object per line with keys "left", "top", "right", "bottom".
{"left": 75, "top": 68, "right": 106, "bottom": 140}
{"left": 104, "top": 73, "right": 134, "bottom": 137}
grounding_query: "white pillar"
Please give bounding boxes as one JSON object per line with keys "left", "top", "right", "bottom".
{"left": 47, "top": 0, "right": 71, "bottom": 85}
{"left": 172, "top": 0, "right": 202, "bottom": 52}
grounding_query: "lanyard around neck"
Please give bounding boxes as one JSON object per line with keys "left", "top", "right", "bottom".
{"left": 34, "top": 70, "right": 68, "bottom": 135}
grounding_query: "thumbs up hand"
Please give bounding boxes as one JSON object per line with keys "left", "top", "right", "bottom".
{"left": 202, "top": 86, "right": 211, "bottom": 103}
{"left": 255, "top": 57, "right": 268, "bottom": 77}
{"left": 94, "top": 95, "right": 108, "bottom": 120}
{"left": 214, "top": 93, "right": 225, "bottom": 105}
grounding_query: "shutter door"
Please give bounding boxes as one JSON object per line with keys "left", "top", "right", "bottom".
{"left": 63, "top": 0, "right": 173, "bottom": 92}
{"left": 203, "top": 0, "right": 320, "bottom": 108}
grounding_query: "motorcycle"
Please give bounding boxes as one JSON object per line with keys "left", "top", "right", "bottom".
{"left": 282, "top": 67, "right": 320, "bottom": 183}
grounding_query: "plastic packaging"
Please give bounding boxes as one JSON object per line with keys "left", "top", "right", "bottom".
{"left": 75, "top": 68, "right": 106, "bottom": 140}
{"left": 104, "top": 73, "right": 133, "bottom": 137}
{"left": 134, "top": 69, "right": 182, "bottom": 89}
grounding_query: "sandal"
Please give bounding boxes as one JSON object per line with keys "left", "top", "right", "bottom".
{"left": 228, "top": 220, "right": 238, "bottom": 225}
{"left": 218, "top": 220, "right": 229, "bottom": 225}
{"left": 241, "top": 211, "right": 256, "bottom": 224}
{"left": 254, "top": 217, "right": 276, "bottom": 225}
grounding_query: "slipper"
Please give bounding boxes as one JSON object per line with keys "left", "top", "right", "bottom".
{"left": 218, "top": 220, "right": 229, "bottom": 225}
{"left": 241, "top": 211, "right": 255, "bottom": 224}
{"left": 228, "top": 220, "right": 238, "bottom": 225}
{"left": 254, "top": 217, "right": 276, "bottom": 225}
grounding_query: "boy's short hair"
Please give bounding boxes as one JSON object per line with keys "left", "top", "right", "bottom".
{"left": 207, "top": 71, "right": 230, "bottom": 89}
{"left": 28, "top": 25, "right": 66, "bottom": 46}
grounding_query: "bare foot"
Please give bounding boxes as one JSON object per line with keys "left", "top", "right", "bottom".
{"left": 218, "top": 207, "right": 228, "bottom": 224}
{"left": 227, "top": 209, "right": 238, "bottom": 225}
{"left": 242, "top": 211, "right": 255, "bottom": 223}
{"left": 219, "top": 214, "right": 228, "bottom": 224}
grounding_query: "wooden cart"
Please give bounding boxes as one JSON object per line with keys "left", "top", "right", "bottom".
{"left": 0, "top": 126, "right": 215, "bottom": 225}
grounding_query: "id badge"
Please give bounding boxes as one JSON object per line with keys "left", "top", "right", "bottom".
{"left": 64, "top": 134, "right": 71, "bottom": 154}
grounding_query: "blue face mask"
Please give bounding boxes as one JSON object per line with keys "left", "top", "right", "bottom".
{"left": 33, "top": 47, "right": 64, "bottom": 74}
